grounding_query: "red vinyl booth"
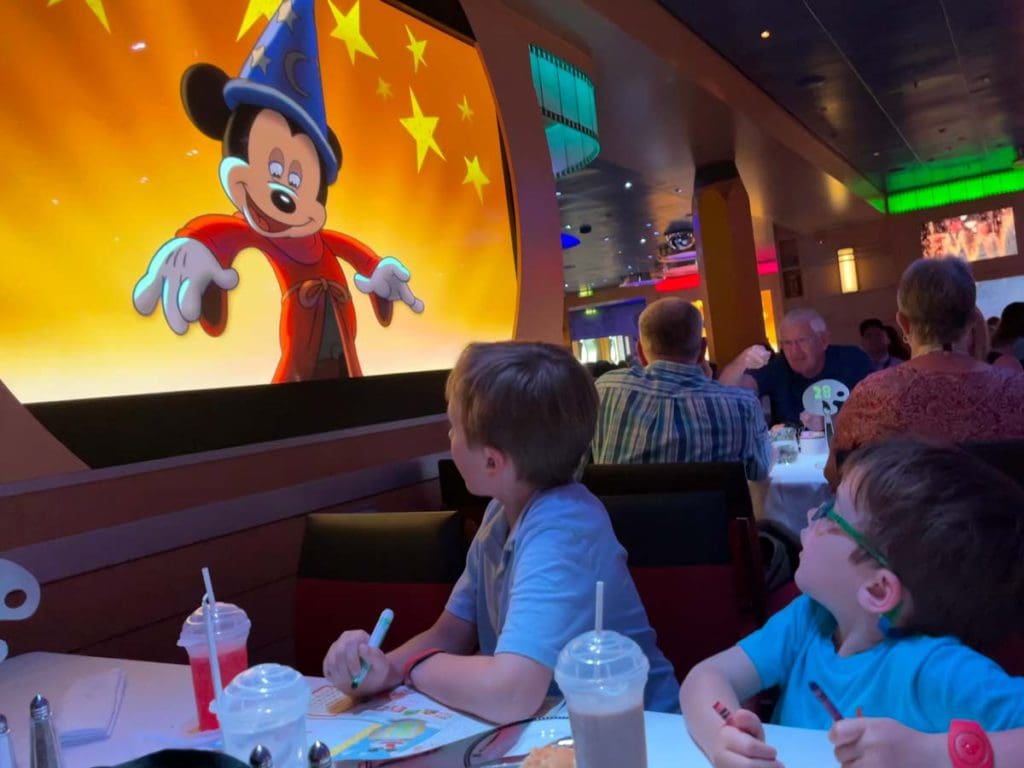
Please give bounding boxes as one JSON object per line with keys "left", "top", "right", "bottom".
{"left": 294, "top": 510, "right": 467, "bottom": 675}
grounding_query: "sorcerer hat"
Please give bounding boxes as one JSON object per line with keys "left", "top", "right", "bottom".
{"left": 223, "top": 0, "right": 340, "bottom": 184}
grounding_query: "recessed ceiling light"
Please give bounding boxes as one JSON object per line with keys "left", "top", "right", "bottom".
{"left": 647, "top": 254, "right": 654, "bottom": 259}
{"left": 760, "top": 29, "right": 771, "bottom": 39}
{"left": 653, "top": 231, "right": 660, "bottom": 236}
{"left": 674, "top": 187, "right": 683, "bottom": 194}
{"left": 555, "top": 191, "right": 562, "bottom": 197}
{"left": 623, "top": 181, "right": 633, "bottom": 190}
{"left": 645, "top": 222, "right": 653, "bottom": 228}
{"left": 639, "top": 238, "right": 647, "bottom": 244}
{"left": 873, "top": 151, "right": 880, "bottom": 157}
{"left": 602, "top": 236, "right": 611, "bottom": 242}
{"left": 564, "top": 224, "right": 572, "bottom": 230}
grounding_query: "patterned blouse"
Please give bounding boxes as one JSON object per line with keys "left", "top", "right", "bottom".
{"left": 827, "top": 364, "right": 1024, "bottom": 484}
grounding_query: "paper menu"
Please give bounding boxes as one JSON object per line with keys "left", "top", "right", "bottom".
{"left": 306, "top": 685, "right": 491, "bottom": 763}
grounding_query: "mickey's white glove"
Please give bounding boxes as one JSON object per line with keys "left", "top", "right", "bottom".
{"left": 132, "top": 237, "right": 239, "bottom": 335}
{"left": 353, "top": 257, "right": 425, "bottom": 313}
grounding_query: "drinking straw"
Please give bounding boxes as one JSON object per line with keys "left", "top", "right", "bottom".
{"left": 595, "top": 581, "right": 605, "bottom": 633}
{"left": 201, "top": 567, "right": 226, "bottom": 713}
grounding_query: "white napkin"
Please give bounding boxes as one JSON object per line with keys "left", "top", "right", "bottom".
{"left": 58, "top": 668, "right": 126, "bottom": 746}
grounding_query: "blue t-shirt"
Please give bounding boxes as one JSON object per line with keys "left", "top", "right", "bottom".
{"left": 749, "top": 345, "right": 873, "bottom": 424}
{"left": 445, "top": 482, "right": 680, "bottom": 713}
{"left": 738, "top": 595, "right": 1024, "bottom": 732}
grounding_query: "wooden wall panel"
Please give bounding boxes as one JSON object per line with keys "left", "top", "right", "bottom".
{"left": 5, "top": 479, "right": 444, "bottom": 665}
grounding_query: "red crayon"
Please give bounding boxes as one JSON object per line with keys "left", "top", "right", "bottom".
{"left": 712, "top": 700, "right": 733, "bottom": 723}
{"left": 809, "top": 681, "right": 844, "bottom": 721}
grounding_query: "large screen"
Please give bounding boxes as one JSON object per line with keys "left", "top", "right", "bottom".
{"left": 3, "top": 0, "right": 516, "bottom": 403}
{"left": 921, "top": 207, "right": 1017, "bottom": 262}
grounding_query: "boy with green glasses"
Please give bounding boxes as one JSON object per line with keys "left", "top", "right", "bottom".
{"left": 680, "top": 439, "right": 1024, "bottom": 767}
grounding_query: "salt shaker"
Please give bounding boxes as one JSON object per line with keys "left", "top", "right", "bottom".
{"left": 29, "top": 696, "right": 62, "bottom": 768}
{"left": 0, "top": 714, "right": 18, "bottom": 768}
{"left": 248, "top": 744, "right": 273, "bottom": 768}
{"left": 307, "top": 741, "right": 332, "bottom": 768}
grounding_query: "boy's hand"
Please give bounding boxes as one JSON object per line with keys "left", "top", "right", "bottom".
{"left": 323, "top": 630, "right": 397, "bottom": 697}
{"left": 710, "top": 708, "right": 784, "bottom": 768}
{"left": 829, "top": 717, "right": 946, "bottom": 768}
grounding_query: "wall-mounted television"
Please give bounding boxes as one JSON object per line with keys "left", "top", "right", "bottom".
{"left": 921, "top": 207, "right": 1017, "bottom": 262}
{"left": 3, "top": 0, "right": 515, "bottom": 404}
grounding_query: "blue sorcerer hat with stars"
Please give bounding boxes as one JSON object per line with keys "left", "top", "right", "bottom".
{"left": 224, "top": 0, "right": 340, "bottom": 184}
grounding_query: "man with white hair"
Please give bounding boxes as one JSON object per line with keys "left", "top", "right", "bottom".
{"left": 592, "top": 298, "right": 771, "bottom": 480}
{"left": 718, "top": 308, "right": 873, "bottom": 427}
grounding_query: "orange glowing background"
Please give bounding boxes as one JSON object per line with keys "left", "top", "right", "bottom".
{"left": 2, "top": 0, "right": 516, "bottom": 402}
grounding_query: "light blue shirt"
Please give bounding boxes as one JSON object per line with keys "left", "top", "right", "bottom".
{"left": 739, "top": 595, "right": 1024, "bottom": 731}
{"left": 446, "top": 482, "right": 680, "bottom": 712}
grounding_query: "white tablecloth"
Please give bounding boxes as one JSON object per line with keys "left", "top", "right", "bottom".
{"left": 0, "top": 652, "right": 839, "bottom": 767}
{"left": 761, "top": 451, "right": 832, "bottom": 535}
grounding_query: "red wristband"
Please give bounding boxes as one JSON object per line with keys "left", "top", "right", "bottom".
{"left": 402, "top": 647, "right": 444, "bottom": 688}
{"left": 948, "top": 720, "right": 994, "bottom": 768}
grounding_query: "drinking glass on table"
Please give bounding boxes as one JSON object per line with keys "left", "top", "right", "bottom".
{"left": 772, "top": 426, "right": 799, "bottom": 464}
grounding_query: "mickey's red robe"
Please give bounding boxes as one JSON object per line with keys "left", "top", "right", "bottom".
{"left": 178, "top": 214, "right": 392, "bottom": 382}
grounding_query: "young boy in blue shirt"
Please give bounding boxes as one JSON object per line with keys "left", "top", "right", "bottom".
{"left": 323, "top": 341, "right": 679, "bottom": 722}
{"left": 681, "top": 439, "right": 1024, "bottom": 767}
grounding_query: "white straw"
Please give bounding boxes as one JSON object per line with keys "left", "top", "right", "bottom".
{"left": 595, "top": 581, "right": 605, "bottom": 633}
{"left": 201, "top": 568, "right": 225, "bottom": 714}
{"left": 202, "top": 567, "right": 217, "bottom": 605}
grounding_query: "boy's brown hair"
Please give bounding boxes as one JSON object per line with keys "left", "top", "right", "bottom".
{"left": 446, "top": 341, "right": 598, "bottom": 489}
{"left": 842, "top": 439, "right": 1024, "bottom": 648}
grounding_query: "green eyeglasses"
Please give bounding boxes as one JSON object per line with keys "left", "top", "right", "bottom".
{"left": 810, "top": 500, "right": 893, "bottom": 571}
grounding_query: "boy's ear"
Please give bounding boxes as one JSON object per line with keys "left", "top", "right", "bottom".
{"left": 482, "top": 445, "right": 507, "bottom": 474}
{"left": 636, "top": 339, "right": 648, "bottom": 366}
{"left": 857, "top": 569, "right": 903, "bottom": 617}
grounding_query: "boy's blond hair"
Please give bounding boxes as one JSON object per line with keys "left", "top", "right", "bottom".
{"left": 446, "top": 342, "right": 598, "bottom": 489}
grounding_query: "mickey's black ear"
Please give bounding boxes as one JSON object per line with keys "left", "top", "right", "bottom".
{"left": 181, "top": 63, "right": 232, "bottom": 140}
{"left": 327, "top": 126, "right": 343, "bottom": 173}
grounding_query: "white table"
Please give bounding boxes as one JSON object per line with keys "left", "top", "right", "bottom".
{"left": 0, "top": 653, "right": 838, "bottom": 767}
{"left": 761, "top": 451, "right": 831, "bottom": 535}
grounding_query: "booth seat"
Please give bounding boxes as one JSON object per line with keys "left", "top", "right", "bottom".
{"left": 294, "top": 510, "right": 467, "bottom": 675}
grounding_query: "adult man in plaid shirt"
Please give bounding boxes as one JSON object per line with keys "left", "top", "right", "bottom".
{"left": 591, "top": 298, "right": 771, "bottom": 480}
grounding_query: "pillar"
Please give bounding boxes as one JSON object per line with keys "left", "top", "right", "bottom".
{"left": 693, "top": 162, "right": 766, "bottom": 364}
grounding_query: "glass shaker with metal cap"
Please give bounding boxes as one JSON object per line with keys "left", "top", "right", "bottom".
{"left": 0, "top": 714, "right": 18, "bottom": 768}
{"left": 307, "top": 741, "right": 332, "bottom": 768}
{"left": 29, "top": 695, "right": 62, "bottom": 768}
{"left": 249, "top": 745, "right": 273, "bottom": 768}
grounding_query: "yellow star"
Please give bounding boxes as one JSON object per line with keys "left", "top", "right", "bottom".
{"left": 457, "top": 95, "right": 474, "bottom": 121}
{"left": 463, "top": 156, "right": 490, "bottom": 202}
{"left": 250, "top": 45, "right": 271, "bottom": 74}
{"left": 328, "top": 0, "right": 378, "bottom": 65}
{"left": 376, "top": 77, "right": 393, "bottom": 99}
{"left": 47, "top": 0, "right": 110, "bottom": 32}
{"left": 405, "top": 25, "right": 428, "bottom": 73}
{"left": 400, "top": 89, "right": 445, "bottom": 172}
{"left": 277, "top": 0, "right": 298, "bottom": 30}
{"left": 235, "top": 0, "right": 279, "bottom": 41}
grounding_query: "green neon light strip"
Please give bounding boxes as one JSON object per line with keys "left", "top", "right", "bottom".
{"left": 885, "top": 147, "right": 1017, "bottom": 193}
{"left": 886, "top": 167, "right": 1024, "bottom": 214}
{"left": 529, "top": 45, "right": 601, "bottom": 178}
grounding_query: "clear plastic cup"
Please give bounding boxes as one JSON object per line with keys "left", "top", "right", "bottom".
{"left": 772, "top": 426, "right": 799, "bottom": 464}
{"left": 554, "top": 630, "right": 649, "bottom": 768}
{"left": 212, "top": 663, "right": 311, "bottom": 768}
{"left": 177, "top": 601, "right": 251, "bottom": 731}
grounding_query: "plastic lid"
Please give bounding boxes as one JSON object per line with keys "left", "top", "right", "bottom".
{"left": 211, "top": 663, "right": 310, "bottom": 729}
{"left": 554, "top": 629, "right": 649, "bottom": 689}
{"left": 177, "top": 601, "right": 251, "bottom": 648}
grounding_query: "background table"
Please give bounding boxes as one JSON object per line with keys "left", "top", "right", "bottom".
{"left": 0, "top": 652, "right": 839, "bottom": 767}
{"left": 756, "top": 451, "right": 831, "bottom": 535}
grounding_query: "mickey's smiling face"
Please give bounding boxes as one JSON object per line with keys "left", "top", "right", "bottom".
{"left": 220, "top": 109, "right": 326, "bottom": 239}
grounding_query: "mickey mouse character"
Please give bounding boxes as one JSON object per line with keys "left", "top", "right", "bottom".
{"left": 133, "top": 0, "right": 423, "bottom": 382}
